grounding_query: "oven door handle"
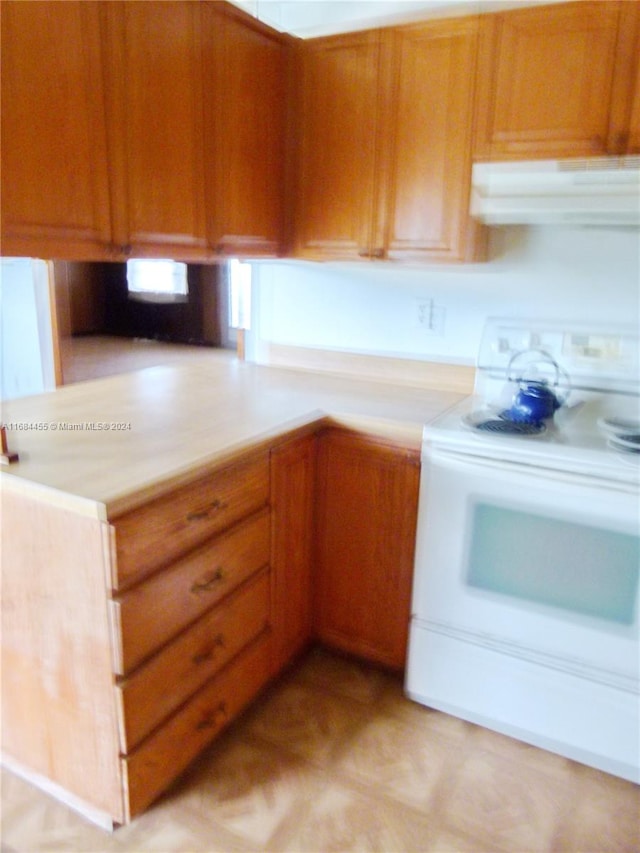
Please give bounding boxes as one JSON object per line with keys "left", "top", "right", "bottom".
{"left": 426, "top": 447, "right": 638, "bottom": 495}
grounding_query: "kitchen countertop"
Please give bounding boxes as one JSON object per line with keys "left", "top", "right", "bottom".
{"left": 0, "top": 353, "right": 465, "bottom": 518}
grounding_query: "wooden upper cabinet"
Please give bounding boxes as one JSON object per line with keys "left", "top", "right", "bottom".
{"left": 292, "top": 21, "right": 484, "bottom": 263}
{"left": 384, "top": 18, "right": 485, "bottom": 262}
{"left": 103, "top": 1, "right": 208, "bottom": 259}
{"left": 627, "top": 73, "right": 640, "bottom": 154}
{"left": 0, "top": 1, "right": 113, "bottom": 260}
{"left": 610, "top": 0, "right": 640, "bottom": 155}
{"left": 293, "top": 31, "right": 386, "bottom": 260}
{"left": 474, "top": 1, "right": 627, "bottom": 161}
{"left": 202, "top": 5, "right": 288, "bottom": 258}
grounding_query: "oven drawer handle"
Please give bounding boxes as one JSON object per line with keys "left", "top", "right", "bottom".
{"left": 186, "top": 499, "right": 228, "bottom": 522}
{"left": 190, "top": 567, "right": 226, "bottom": 594}
{"left": 428, "top": 447, "right": 637, "bottom": 494}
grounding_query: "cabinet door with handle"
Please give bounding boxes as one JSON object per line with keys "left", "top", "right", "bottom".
{"left": 293, "top": 31, "right": 387, "bottom": 260}
{"left": 474, "top": 2, "right": 622, "bottom": 161}
{"left": 0, "top": 1, "right": 113, "bottom": 260}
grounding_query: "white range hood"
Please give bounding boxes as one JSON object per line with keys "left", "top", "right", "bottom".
{"left": 470, "top": 157, "right": 640, "bottom": 226}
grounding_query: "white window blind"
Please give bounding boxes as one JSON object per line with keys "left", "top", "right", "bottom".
{"left": 127, "top": 259, "right": 188, "bottom": 303}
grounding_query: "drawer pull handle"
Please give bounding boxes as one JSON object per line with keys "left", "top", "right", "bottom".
{"left": 186, "top": 499, "right": 228, "bottom": 522}
{"left": 196, "top": 700, "right": 228, "bottom": 731}
{"left": 191, "top": 633, "right": 226, "bottom": 665}
{"left": 190, "top": 567, "right": 226, "bottom": 594}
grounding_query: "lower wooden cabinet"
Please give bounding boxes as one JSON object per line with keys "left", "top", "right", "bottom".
{"left": 1, "top": 426, "right": 421, "bottom": 825}
{"left": 314, "top": 428, "right": 421, "bottom": 670}
{"left": 270, "top": 433, "right": 317, "bottom": 674}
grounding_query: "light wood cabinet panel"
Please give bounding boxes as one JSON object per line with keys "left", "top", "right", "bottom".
{"left": 111, "top": 452, "right": 269, "bottom": 590}
{"left": 474, "top": 2, "right": 623, "bottom": 160}
{"left": 293, "top": 31, "right": 387, "bottom": 260}
{"left": 1, "top": 488, "right": 124, "bottom": 823}
{"left": 314, "top": 429, "right": 420, "bottom": 670}
{"left": 270, "top": 433, "right": 316, "bottom": 674}
{"left": 384, "top": 18, "right": 485, "bottom": 262}
{"left": 0, "top": 1, "right": 113, "bottom": 260}
{"left": 103, "top": 1, "right": 208, "bottom": 258}
{"left": 203, "top": 4, "right": 288, "bottom": 257}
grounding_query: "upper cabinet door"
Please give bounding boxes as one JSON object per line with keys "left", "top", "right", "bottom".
{"left": 293, "top": 31, "right": 386, "bottom": 261}
{"left": 475, "top": 2, "right": 622, "bottom": 160}
{"left": 0, "top": 1, "right": 113, "bottom": 260}
{"left": 104, "top": 2, "right": 208, "bottom": 259}
{"left": 202, "top": 5, "right": 287, "bottom": 258}
{"left": 608, "top": 0, "right": 640, "bottom": 155}
{"left": 383, "top": 19, "right": 485, "bottom": 262}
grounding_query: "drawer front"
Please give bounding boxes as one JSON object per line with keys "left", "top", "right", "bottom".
{"left": 122, "top": 632, "right": 271, "bottom": 821}
{"left": 112, "top": 509, "right": 270, "bottom": 674}
{"left": 111, "top": 453, "right": 269, "bottom": 590}
{"left": 116, "top": 568, "right": 270, "bottom": 751}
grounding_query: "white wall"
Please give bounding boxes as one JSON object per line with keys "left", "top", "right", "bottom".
{"left": 248, "top": 225, "right": 640, "bottom": 366}
{"left": 230, "top": 0, "right": 567, "bottom": 38}
{"left": 0, "top": 258, "right": 56, "bottom": 400}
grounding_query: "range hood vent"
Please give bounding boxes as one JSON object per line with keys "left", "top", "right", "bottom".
{"left": 470, "top": 157, "right": 640, "bottom": 226}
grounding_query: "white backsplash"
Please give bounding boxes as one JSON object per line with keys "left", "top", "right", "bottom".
{"left": 248, "top": 225, "right": 640, "bottom": 367}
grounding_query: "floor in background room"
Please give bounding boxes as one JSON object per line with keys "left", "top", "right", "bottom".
{"left": 59, "top": 335, "right": 233, "bottom": 385}
{"left": 1, "top": 647, "right": 638, "bottom": 853}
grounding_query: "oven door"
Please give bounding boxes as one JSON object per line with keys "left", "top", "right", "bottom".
{"left": 406, "top": 445, "right": 640, "bottom": 782}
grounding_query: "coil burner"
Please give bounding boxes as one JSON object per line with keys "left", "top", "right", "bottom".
{"left": 462, "top": 411, "right": 547, "bottom": 436}
{"left": 475, "top": 418, "right": 546, "bottom": 436}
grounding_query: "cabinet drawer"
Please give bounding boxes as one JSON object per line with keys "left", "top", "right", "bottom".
{"left": 112, "top": 508, "right": 270, "bottom": 674}
{"left": 122, "top": 632, "right": 271, "bottom": 821}
{"left": 116, "top": 568, "right": 270, "bottom": 751}
{"left": 111, "top": 453, "right": 270, "bottom": 590}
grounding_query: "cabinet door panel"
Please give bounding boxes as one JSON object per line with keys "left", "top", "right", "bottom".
{"left": 203, "top": 6, "right": 287, "bottom": 257}
{"left": 270, "top": 434, "right": 316, "bottom": 673}
{"left": 385, "top": 19, "right": 482, "bottom": 262}
{"left": 106, "top": 2, "right": 207, "bottom": 257}
{"left": 609, "top": 0, "right": 640, "bottom": 155}
{"left": 315, "top": 430, "right": 420, "bottom": 670}
{"left": 294, "top": 32, "right": 384, "bottom": 260}
{"left": 475, "top": 2, "right": 621, "bottom": 160}
{"left": 0, "top": 1, "right": 112, "bottom": 259}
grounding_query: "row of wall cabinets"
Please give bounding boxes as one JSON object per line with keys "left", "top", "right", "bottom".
{"left": 0, "top": 1, "right": 287, "bottom": 261}
{"left": 1, "top": 1, "right": 639, "bottom": 264}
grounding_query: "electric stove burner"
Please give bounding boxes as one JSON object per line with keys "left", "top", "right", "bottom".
{"left": 475, "top": 419, "right": 546, "bottom": 436}
{"left": 462, "top": 410, "right": 547, "bottom": 436}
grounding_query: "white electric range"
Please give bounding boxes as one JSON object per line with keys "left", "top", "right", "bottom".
{"left": 406, "top": 318, "right": 640, "bottom": 783}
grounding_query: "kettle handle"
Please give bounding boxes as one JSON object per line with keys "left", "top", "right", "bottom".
{"left": 506, "top": 348, "right": 571, "bottom": 405}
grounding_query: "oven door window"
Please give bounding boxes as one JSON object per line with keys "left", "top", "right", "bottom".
{"left": 467, "top": 502, "right": 639, "bottom": 626}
